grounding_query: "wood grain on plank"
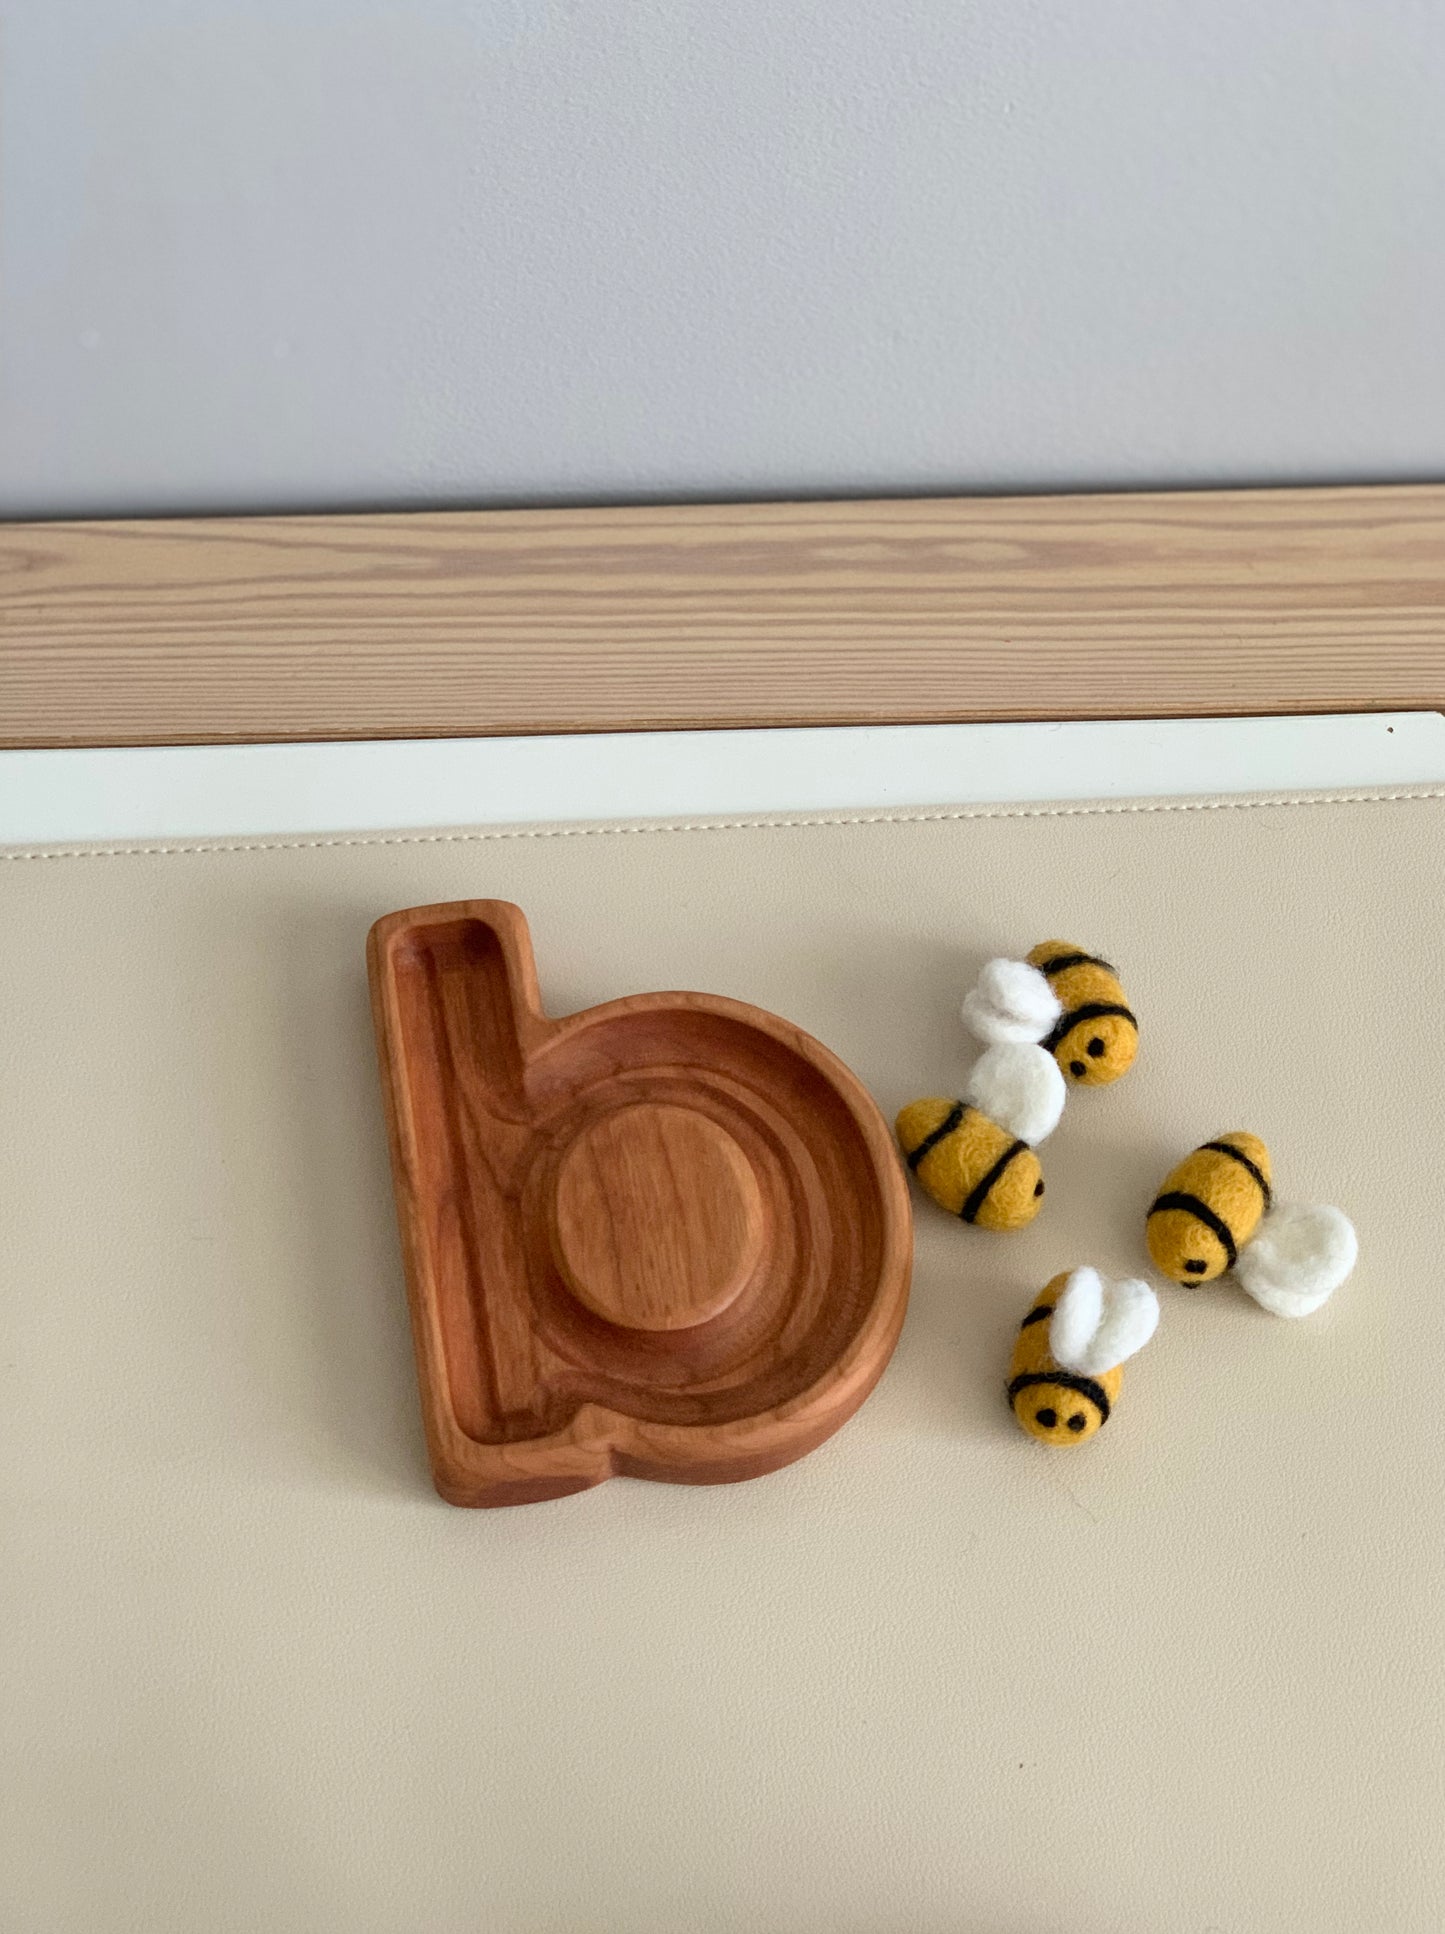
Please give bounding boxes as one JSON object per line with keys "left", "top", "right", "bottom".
{"left": 3, "top": 484, "right": 1444, "bottom": 745}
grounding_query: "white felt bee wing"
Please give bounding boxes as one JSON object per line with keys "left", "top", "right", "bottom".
{"left": 1234, "top": 1202, "right": 1358, "bottom": 1318}
{"left": 961, "top": 958, "right": 1062, "bottom": 1047}
{"left": 962, "top": 1043, "right": 1066, "bottom": 1146}
{"left": 1050, "top": 1267, "right": 1160, "bottom": 1377}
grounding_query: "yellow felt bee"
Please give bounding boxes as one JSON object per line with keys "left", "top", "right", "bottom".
{"left": 1146, "top": 1132, "right": 1357, "bottom": 1317}
{"left": 962, "top": 942, "right": 1138, "bottom": 1086}
{"left": 897, "top": 1097, "right": 1045, "bottom": 1230}
{"left": 1008, "top": 1267, "right": 1159, "bottom": 1445}
{"left": 897, "top": 1040, "right": 1066, "bottom": 1230}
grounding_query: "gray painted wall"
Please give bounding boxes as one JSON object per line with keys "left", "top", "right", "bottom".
{"left": 2, "top": 1, "right": 1441, "bottom": 516}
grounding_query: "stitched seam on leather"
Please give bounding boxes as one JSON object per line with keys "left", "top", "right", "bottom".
{"left": 1, "top": 787, "right": 1442, "bottom": 863}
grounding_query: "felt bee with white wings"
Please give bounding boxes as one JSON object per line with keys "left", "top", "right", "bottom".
{"left": 1146, "top": 1132, "right": 1357, "bottom": 1317}
{"left": 963, "top": 943, "right": 1137, "bottom": 1086}
{"left": 896, "top": 1040, "right": 1067, "bottom": 1230}
{"left": 1008, "top": 1267, "right": 1160, "bottom": 1444}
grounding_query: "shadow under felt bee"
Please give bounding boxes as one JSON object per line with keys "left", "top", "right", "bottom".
{"left": 963, "top": 941, "right": 1138, "bottom": 1086}
{"left": 896, "top": 1040, "right": 1066, "bottom": 1231}
{"left": 1008, "top": 1266, "right": 1160, "bottom": 1445}
{"left": 1146, "top": 1132, "right": 1357, "bottom": 1318}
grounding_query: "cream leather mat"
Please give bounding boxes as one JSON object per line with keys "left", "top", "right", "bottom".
{"left": 4, "top": 788, "right": 1443, "bottom": 1932}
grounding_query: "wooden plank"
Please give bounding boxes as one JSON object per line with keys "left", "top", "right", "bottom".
{"left": 2, "top": 484, "right": 1443, "bottom": 746}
